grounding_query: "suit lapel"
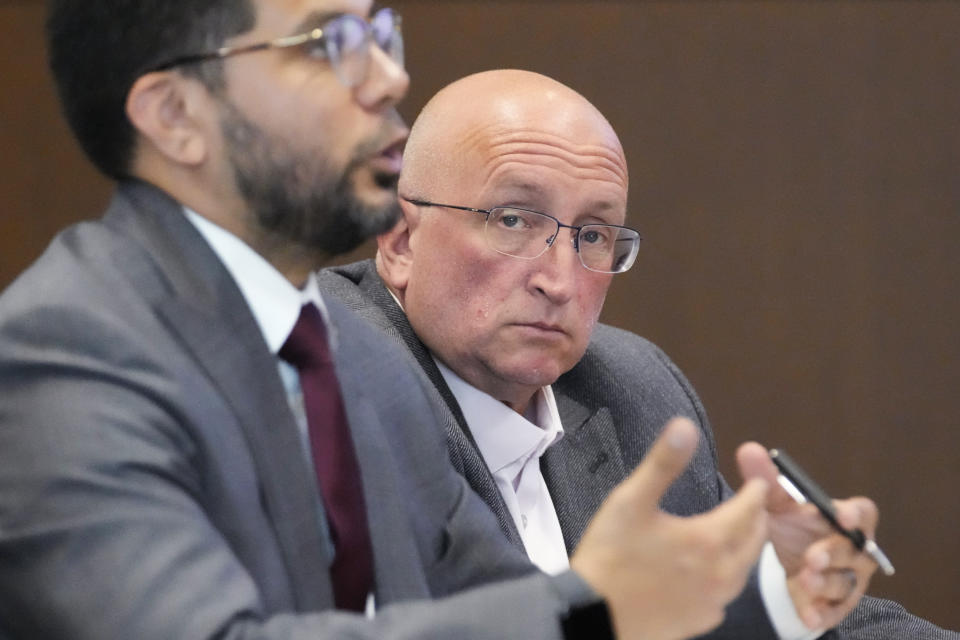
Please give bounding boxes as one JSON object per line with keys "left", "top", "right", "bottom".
{"left": 105, "top": 181, "right": 334, "bottom": 610}
{"left": 542, "top": 392, "right": 627, "bottom": 553}
{"left": 318, "top": 262, "right": 525, "bottom": 550}
{"left": 157, "top": 299, "right": 335, "bottom": 609}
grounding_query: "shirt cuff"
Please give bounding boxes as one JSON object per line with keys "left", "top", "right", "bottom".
{"left": 759, "top": 542, "right": 825, "bottom": 640}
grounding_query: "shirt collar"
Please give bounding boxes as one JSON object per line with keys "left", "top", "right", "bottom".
{"left": 434, "top": 359, "right": 564, "bottom": 475}
{"left": 183, "top": 208, "right": 333, "bottom": 353}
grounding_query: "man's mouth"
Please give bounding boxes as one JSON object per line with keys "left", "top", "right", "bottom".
{"left": 513, "top": 321, "right": 566, "bottom": 336}
{"left": 369, "top": 137, "right": 406, "bottom": 177}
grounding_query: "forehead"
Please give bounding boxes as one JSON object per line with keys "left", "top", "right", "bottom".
{"left": 462, "top": 121, "right": 628, "bottom": 214}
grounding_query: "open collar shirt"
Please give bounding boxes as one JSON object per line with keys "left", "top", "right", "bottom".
{"left": 435, "top": 360, "right": 571, "bottom": 576}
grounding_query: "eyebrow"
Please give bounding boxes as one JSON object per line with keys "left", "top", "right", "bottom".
{"left": 289, "top": 10, "right": 344, "bottom": 36}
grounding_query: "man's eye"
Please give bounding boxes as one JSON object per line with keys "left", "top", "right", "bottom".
{"left": 304, "top": 40, "right": 329, "bottom": 59}
{"left": 496, "top": 212, "right": 535, "bottom": 230}
{"left": 581, "top": 228, "right": 611, "bottom": 245}
{"left": 500, "top": 214, "right": 522, "bottom": 228}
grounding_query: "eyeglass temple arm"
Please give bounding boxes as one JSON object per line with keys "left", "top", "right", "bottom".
{"left": 147, "top": 30, "right": 322, "bottom": 72}
{"left": 401, "top": 199, "right": 489, "bottom": 216}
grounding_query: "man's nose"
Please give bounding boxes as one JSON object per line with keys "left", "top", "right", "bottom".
{"left": 528, "top": 229, "right": 580, "bottom": 304}
{"left": 354, "top": 42, "right": 409, "bottom": 110}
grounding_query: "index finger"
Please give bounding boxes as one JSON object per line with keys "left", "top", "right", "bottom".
{"left": 834, "top": 497, "right": 880, "bottom": 539}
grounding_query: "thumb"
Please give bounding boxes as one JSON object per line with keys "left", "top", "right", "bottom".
{"left": 623, "top": 417, "right": 700, "bottom": 512}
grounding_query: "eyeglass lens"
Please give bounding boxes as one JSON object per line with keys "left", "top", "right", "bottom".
{"left": 324, "top": 8, "right": 403, "bottom": 87}
{"left": 485, "top": 208, "right": 639, "bottom": 273}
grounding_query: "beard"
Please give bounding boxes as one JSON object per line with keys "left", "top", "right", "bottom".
{"left": 219, "top": 99, "right": 401, "bottom": 257}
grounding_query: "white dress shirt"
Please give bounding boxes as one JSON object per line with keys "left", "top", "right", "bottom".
{"left": 435, "top": 360, "right": 571, "bottom": 575}
{"left": 183, "top": 209, "right": 329, "bottom": 466}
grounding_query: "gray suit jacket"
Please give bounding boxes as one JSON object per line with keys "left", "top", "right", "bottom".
{"left": 0, "top": 181, "right": 596, "bottom": 639}
{"left": 318, "top": 259, "right": 958, "bottom": 640}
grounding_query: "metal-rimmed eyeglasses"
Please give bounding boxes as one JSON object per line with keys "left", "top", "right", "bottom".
{"left": 146, "top": 8, "right": 403, "bottom": 88}
{"left": 402, "top": 198, "right": 641, "bottom": 274}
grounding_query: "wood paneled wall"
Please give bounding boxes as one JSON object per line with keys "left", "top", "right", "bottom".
{"left": 2, "top": 0, "right": 957, "bottom": 630}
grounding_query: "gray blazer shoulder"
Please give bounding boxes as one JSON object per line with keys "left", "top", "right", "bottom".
{"left": 557, "top": 322, "right": 731, "bottom": 508}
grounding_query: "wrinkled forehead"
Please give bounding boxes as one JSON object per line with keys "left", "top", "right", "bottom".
{"left": 442, "top": 102, "right": 628, "bottom": 224}
{"left": 462, "top": 90, "right": 627, "bottom": 174}
{"left": 465, "top": 123, "right": 626, "bottom": 191}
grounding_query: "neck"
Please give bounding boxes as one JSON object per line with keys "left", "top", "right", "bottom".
{"left": 135, "top": 171, "right": 331, "bottom": 289}
{"left": 502, "top": 391, "right": 537, "bottom": 416}
{"left": 244, "top": 231, "right": 330, "bottom": 289}
{"left": 476, "top": 372, "right": 539, "bottom": 415}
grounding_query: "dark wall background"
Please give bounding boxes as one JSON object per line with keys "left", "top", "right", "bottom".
{"left": 2, "top": 0, "right": 958, "bottom": 630}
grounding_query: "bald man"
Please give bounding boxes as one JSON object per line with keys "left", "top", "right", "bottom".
{"left": 320, "top": 70, "right": 955, "bottom": 639}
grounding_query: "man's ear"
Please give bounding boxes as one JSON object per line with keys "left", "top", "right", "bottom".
{"left": 375, "top": 199, "right": 420, "bottom": 298}
{"left": 125, "top": 71, "right": 212, "bottom": 167}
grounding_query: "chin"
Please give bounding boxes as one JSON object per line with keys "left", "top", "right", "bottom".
{"left": 503, "top": 361, "right": 566, "bottom": 388}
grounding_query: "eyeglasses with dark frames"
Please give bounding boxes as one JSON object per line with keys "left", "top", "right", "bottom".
{"left": 402, "top": 197, "right": 641, "bottom": 274}
{"left": 145, "top": 8, "right": 403, "bottom": 88}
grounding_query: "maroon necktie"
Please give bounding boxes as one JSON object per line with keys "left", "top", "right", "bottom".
{"left": 279, "top": 303, "right": 374, "bottom": 611}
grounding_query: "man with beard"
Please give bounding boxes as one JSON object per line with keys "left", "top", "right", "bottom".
{"left": 0, "top": 1, "right": 787, "bottom": 640}
{"left": 320, "top": 69, "right": 958, "bottom": 639}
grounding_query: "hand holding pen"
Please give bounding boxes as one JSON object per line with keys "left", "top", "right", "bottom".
{"left": 769, "top": 448, "right": 895, "bottom": 576}
{"left": 736, "top": 441, "right": 887, "bottom": 631}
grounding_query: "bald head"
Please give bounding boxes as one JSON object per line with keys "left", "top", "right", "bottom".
{"left": 399, "top": 69, "right": 627, "bottom": 201}
{"left": 380, "top": 69, "right": 634, "bottom": 413}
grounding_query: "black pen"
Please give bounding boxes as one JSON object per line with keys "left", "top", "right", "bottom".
{"left": 768, "top": 448, "right": 895, "bottom": 576}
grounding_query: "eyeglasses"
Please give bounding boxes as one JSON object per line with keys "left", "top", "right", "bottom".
{"left": 146, "top": 8, "right": 403, "bottom": 88}
{"left": 403, "top": 198, "right": 641, "bottom": 274}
